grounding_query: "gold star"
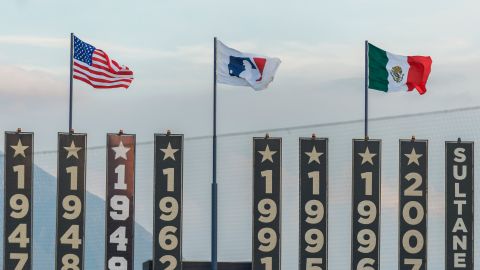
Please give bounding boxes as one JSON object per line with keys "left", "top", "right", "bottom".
{"left": 305, "top": 146, "right": 323, "bottom": 164}
{"left": 160, "top": 143, "right": 179, "bottom": 161}
{"left": 258, "top": 145, "right": 277, "bottom": 163}
{"left": 11, "top": 139, "right": 29, "bottom": 158}
{"left": 358, "top": 147, "right": 376, "bottom": 165}
{"left": 404, "top": 148, "right": 423, "bottom": 166}
{"left": 112, "top": 141, "right": 130, "bottom": 160}
{"left": 64, "top": 141, "right": 82, "bottom": 159}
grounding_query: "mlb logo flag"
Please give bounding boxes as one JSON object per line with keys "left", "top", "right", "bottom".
{"left": 216, "top": 40, "right": 281, "bottom": 91}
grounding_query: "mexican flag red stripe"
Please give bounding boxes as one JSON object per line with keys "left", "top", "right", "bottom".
{"left": 368, "top": 43, "right": 432, "bottom": 94}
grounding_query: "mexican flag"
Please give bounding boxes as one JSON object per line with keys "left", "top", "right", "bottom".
{"left": 368, "top": 43, "right": 432, "bottom": 95}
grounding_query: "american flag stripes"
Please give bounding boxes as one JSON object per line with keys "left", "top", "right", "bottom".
{"left": 73, "top": 36, "right": 134, "bottom": 89}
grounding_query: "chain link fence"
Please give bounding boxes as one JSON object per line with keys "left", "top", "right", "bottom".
{"left": 1, "top": 106, "right": 480, "bottom": 269}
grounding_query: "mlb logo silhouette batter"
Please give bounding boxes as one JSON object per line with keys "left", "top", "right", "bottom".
{"left": 228, "top": 56, "right": 266, "bottom": 83}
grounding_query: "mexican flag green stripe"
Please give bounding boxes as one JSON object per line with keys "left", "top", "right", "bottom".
{"left": 368, "top": 44, "right": 389, "bottom": 92}
{"left": 367, "top": 43, "right": 432, "bottom": 95}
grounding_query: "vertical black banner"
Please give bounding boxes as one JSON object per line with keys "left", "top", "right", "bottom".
{"left": 56, "top": 133, "right": 86, "bottom": 270}
{"left": 153, "top": 134, "right": 183, "bottom": 270}
{"left": 299, "top": 137, "right": 328, "bottom": 270}
{"left": 3, "top": 132, "right": 33, "bottom": 270}
{"left": 105, "top": 133, "right": 136, "bottom": 270}
{"left": 399, "top": 139, "right": 427, "bottom": 270}
{"left": 253, "top": 137, "right": 281, "bottom": 270}
{"left": 445, "top": 141, "right": 473, "bottom": 269}
{"left": 351, "top": 139, "right": 381, "bottom": 270}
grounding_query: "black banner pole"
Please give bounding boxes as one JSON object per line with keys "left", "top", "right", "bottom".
{"left": 55, "top": 132, "right": 86, "bottom": 270}
{"left": 351, "top": 139, "right": 381, "bottom": 269}
{"left": 445, "top": 139, "right": 474, "bottom": 269}
{"left": 69, "top": 33, "right": 74, "bottom": 131}
{"left": 4, "top": 130, "right": 34, "bottom": 270}
{"left": 154, "top": 133, "right": 183, "bottom": 270}
{"left": 364, "top": 40, "right": 369, "bottom": 138}
{"left": 252, "top": 136, "right": 282, "bottom": 270}
{"left": 105, "top": 132, "right": 136, "bottom": 270}
{"left": 299, "top": 136, "right": 328, "bottom": 270}
{"left": 211, "top": 36, "right": 218, "bottom": 270}
{"left": 399, "top": 138, "right": 428, "bottom": 270}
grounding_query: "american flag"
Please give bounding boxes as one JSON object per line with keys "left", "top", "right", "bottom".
{"left": 73, "top": 36, "right": 134, "bottom": 89}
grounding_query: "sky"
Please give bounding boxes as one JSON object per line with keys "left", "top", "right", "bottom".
{"left": 0, "top": 0, "right": 479, "bottom": 150}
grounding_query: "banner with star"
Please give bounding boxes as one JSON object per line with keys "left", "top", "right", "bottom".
{"left": 351, "top": 139, "right": 381, "bottom": 270}
{"left": 4, "top": 131, "right": 33, "bottom": 270}
{"left": 445, "top": 141, "right": 473, "bottom": 269}
{"left": 154, "top": 133, "right": 183, "bottom": 270}
{"left": 299, "top": 137, "right": 328, "bottom": 270}
{"left": 253, "top": 137, "right": 282, "bottom": 270}
{"left": 106, "top": 133, "right": 136, "bottom": 270}
{"left": 399, "top": 139, "right": 427, "bottom": 270}
{"left": 55, "top": 133, "right": 86, "bottom": 270}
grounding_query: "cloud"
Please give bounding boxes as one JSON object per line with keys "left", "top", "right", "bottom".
{"left": 2, "top": 34, "right": 480, "bottom": 118}
{"left": 0, "top": 34, "right": 212, "bottom": 64}
{"left": 0, "top": 35, "right": 67, "bottom": 48}
{"left": 0, "top": 65, "right": 66, "bottom": 98}
{"left": 3, "top": 34, "right": 477, "bottom": 83}
{"left": 102, "top": 42, "right": 211, "bottom": 64}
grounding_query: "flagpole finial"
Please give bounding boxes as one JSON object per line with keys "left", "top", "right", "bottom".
{"left": 118, "top": 129, "right": 124, "bottom": 135}
{"left": 411, "top": 136, "right": 416, "bottom": 142}
{"left": 457, "top": 137, "right": 462, "bottom": 143}
{"left": 311, "top": 133, "right": 316, "bottom": 140}
{"left": 166, "top": 129, "right": 171, "bottom": 136}
{"left": 265, "top": 133, "right": 270, "bottom": 139}
{"left": 16, "top": 128, "right": 22, "bottom": 133}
